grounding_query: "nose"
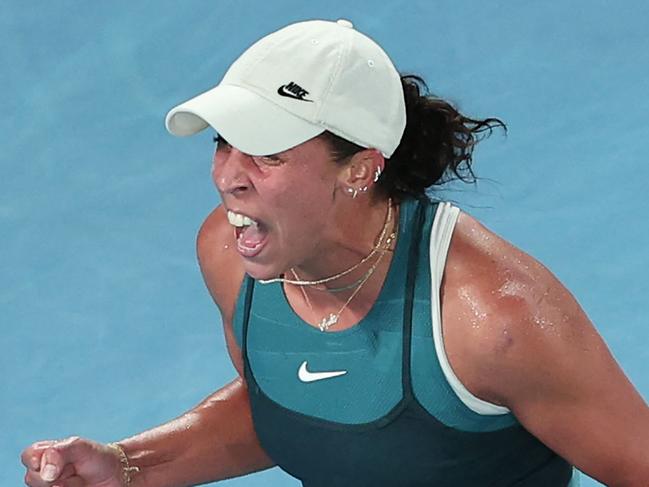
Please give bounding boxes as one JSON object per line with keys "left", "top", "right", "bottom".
{"left": 212, "top": 147, "right": 253, "bottom": 195}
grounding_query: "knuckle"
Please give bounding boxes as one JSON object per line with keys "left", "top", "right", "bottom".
{"left": 54, "top": 436, "right": 82, "bottom": 451}
{"left": 64, "top": 436, "right": 81, "bottom": 445}
{"left": 33, "top": 440, "right": 55, "bottom": 448}
{"left": 26, "top": 443, "right": 41, "bottom": 455}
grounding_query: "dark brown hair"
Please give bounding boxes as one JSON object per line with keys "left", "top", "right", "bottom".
{"left": 321, "top": 74, "right": 506, "bottom": 201}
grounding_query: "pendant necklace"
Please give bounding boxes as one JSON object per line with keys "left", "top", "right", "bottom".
{"left": 290, "top": 201, "right": 397, "bottom": 332}
{"left": 292, "top": 249, "right": 386, "bottom": 332}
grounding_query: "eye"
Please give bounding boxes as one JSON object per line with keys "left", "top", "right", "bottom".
{"left": 252, "top": 154, "right": 283, "bottom": 166}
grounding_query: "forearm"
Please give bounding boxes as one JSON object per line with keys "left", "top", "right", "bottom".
{"left": 117, "top": 377, "right": 274, "bottom": 487}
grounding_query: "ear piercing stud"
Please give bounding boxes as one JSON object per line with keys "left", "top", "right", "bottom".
{"left": 374, "top": 167, "right": 382, "bottom": 182}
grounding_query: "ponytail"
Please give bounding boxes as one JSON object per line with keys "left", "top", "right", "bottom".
{"left": 322, "top": 74, "right": 506, "bottom": 201}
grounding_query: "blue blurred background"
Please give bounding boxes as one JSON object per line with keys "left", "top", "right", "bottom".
{"left": 3, "top": 1, "right": 648, "bottom": 485}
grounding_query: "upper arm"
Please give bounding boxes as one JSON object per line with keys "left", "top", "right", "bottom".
{"left": 492, "top": 275, "right": 648, "bottom": 485}
{"left": 444, "top": 213, "right": 649, "bottom": 486}
{"left": 196, "top": 205, "right": 246, "bottom": 377}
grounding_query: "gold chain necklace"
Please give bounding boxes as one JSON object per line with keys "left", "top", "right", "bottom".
{"left": 292, "top": 248, "right": 387, "bottom": 332}
{"left": 290, "top": 203, "right": 397, "bottom": 332}
{"left": 307, "top": 224, "right": 396, "bottom": 294}
{"left": 259, "top": 199, "right": 393, "bottom": 287}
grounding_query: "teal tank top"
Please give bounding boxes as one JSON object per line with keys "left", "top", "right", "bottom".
{"left": 233, "top": 197, "right": 577, "bottom": 486}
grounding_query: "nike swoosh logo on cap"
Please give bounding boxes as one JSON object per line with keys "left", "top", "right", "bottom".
{"left": 298, "top": 361, "right": 347, "bottom": 383}
{"left": 277, "top": 84, "right": 314, "bottom": 102}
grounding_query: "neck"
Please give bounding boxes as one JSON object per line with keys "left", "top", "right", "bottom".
{"left": 292, "top": 196, "right": 397, "bottom": 290}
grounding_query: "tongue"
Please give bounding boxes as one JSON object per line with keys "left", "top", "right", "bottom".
{"left": 239, "top": 224, "right": 268, "bottom": 248}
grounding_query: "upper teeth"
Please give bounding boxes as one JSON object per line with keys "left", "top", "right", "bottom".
{"left": 227, "top": 210, "right": 258, "bottom": 228}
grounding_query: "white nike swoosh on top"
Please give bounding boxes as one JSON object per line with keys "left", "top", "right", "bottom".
{"left": 297, "top": 361, "right": 347, "bottom": 383}
{"left": 278, "top": 85, "right": 300, "bottom": 97}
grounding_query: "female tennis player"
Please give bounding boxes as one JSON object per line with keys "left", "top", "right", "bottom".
{"left": 21, "top": 19, "right": 649, "bottom": 487}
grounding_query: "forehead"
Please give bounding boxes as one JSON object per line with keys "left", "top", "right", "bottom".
{"left": 215, "top": 131, "right": 336, "bottom": 166}
{"left": 280, "top": 134, "right": 332, "bottom": 159}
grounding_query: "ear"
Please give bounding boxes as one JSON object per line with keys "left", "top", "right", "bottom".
{"left": 337, "top": 149, "right": 385, "bottom": 196}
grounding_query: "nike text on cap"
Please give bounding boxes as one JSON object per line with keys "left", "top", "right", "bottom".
{"left": 165, "top": 19, "right": 406, "bottom": 158}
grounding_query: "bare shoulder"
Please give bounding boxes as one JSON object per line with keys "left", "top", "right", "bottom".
{"left": 442, "top": 211, "right": 649, "bottom": 484}
{"left": 197, "top": 205, "right": 246, "bottom": 374}
{"left": 441, "top": 210, "right": 601, "bottom": 407}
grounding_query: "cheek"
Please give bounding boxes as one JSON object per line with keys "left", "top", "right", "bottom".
{"left": 275, "top": 179, "right": 331, "bottom": 215}
{"left": 273, "top": 188, "right": 331, "bottom": 243}
{"left": 261, "top": 163, "right": 335, "bottom": 234}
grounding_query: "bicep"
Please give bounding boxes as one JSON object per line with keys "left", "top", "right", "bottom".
{"left": 493, "top": 286, "right": 649, "bottom": 485}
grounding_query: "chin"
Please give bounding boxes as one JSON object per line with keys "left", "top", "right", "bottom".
{"left": 242, "top": 260, "right": 287, "bottom": 281}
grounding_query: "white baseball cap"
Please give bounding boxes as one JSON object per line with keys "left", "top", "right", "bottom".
{"left": 165, "top": 19, "right": 406, "bottom": 158}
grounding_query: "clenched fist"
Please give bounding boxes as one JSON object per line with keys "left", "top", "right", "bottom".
{"left": 21, "top": 436, "right": 124, "bottom": 487}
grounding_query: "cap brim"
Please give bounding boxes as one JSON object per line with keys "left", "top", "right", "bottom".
{"left": 165, "top": 85, "right": 325, "bottom": 156}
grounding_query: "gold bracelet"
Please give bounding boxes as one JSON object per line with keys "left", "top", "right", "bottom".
{"left": 107, "top": 442, "right": 140, "bottom": 487}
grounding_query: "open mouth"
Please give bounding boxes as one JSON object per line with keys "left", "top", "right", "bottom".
{"left": 227, "top": 210, "right": 270, "bottom": 258}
